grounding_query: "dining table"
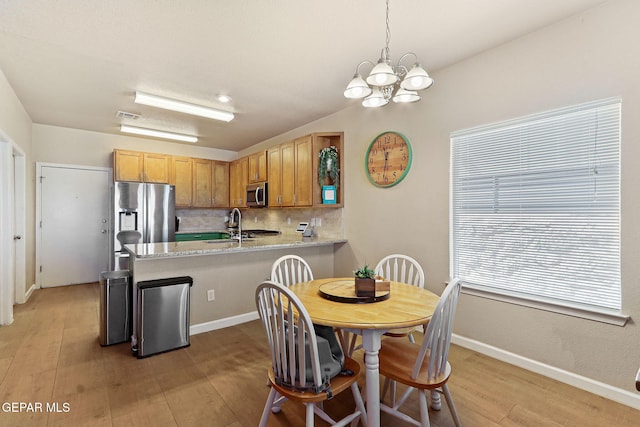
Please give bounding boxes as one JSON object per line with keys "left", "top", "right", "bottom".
{"left": 289, "top": 277, "right": 440, "bottom": 427}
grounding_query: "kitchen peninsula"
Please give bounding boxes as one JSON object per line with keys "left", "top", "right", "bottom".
{"left": 125, "top": 234, "right": 346, "bottom": 334}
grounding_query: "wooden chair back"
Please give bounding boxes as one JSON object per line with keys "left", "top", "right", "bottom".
{"left": 412, "top": 278, "right": 462, "bottom": 381}
{"left": 271, "top": 255, "right": 314, "bottom": 287}
{"left": 375, "top": 254, "right": 425, "bottom": 287}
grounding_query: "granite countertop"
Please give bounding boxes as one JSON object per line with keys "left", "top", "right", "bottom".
{"left": 124, "top": 234, "right": 346, "bottom": 259}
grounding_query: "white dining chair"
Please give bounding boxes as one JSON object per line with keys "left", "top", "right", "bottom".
{"left": 255, "top": 280, "right": 366, "bottom": 427}
{"left": 375, "top": 254, "right": 425, "bottom": 288}
{"left": 270, "top": 254, "right": 314, "bottom": 287}
{"left": 344, "top": 254, "right": 427, "bottom": 357}
{"left": 378, "top": 278, "right": 463, "bottom": 427}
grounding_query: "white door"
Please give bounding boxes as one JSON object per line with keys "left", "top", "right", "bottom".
{"left": 40, "top": 165, "right": 111, "bottom": 287}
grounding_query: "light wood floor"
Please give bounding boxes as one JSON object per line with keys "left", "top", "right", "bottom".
{"left": 1, "top": 283, "right": 639, "bottom": 426}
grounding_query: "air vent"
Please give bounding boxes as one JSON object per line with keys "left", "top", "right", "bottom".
{"left": 116, "top": 110, "right": 141, "bottom": 120}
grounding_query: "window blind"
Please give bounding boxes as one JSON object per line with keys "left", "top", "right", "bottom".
{"left": 451, "top": 99, "right": 621, "bottom": 311}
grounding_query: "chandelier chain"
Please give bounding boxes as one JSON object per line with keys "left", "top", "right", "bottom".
{"left": 385, "top": 0, "right": 391, "bottom": 60}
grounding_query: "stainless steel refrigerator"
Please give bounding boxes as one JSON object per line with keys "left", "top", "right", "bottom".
{"left": 112, "top": 182, "right": 175, "bottom": 270}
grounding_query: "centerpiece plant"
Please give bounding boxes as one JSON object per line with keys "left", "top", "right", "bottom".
{"left": 354, "top": 264, "right": 376, "bottom": 297}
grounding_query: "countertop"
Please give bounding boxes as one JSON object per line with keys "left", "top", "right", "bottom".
{"left": 124, "top": 234, "right": 346, "bottom": 259}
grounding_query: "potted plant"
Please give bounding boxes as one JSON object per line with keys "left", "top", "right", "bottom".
{"left": 319, "top": 146, "right": 339, "bottom": 204}
{"left": 354, "top": 264, "right": 376, "bottom": 297}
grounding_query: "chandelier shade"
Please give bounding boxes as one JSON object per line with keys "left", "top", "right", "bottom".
{"left": 366, "top": 59, "right": 399, "bottom": 87}
{"left": 344, "top": 0, "right": 434, "bottom": 108}
{"left": 400, "top": 63, "right": 434, "bottom": 90}
{"left": 392, "top": 88, "right": 420, "bottom": 103}
{"left": 362, "top": 88, "right": 389, "bottom": 108}
{"left": 344, "top": 73, "right": 373, "bottom": 99}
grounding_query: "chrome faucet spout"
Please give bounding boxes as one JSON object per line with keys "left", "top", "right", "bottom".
{"left": 230, "top": 208, "right": 242, "bottom": 241}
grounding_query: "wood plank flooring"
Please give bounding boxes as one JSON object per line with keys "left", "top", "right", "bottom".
{"left": 1, "top": 283, "right": 639, "bottom": 426}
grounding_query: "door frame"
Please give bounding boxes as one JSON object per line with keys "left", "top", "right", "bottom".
{"left": 0, "top": 134, "right": 26, "bottom": 325}
{"left": 35, "top": 162, "right": 113, "bottom": 288}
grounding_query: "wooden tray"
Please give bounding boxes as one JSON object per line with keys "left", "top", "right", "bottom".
{"left": 318, "top": 279, "right": 390, "bottom": 304}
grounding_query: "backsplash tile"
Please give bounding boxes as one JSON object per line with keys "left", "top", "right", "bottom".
{"left": 175, "top": 207, "right": 343, "bottom": 239}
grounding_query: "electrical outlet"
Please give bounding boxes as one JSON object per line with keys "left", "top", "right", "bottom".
{"left": 310, "top": 218, "right": 316, "bottom": 226}
{"left": 207, "top": 289, "right": 215, "bottom": 301}
{"left": 317, "top": 218, "right": 322, "bottom": 227}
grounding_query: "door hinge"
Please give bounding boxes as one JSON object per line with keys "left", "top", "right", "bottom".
{"left": 40, "top": 175, "right": 46, "bottom": 183}
{"left": 39, "top": 265, "right": 43, "bottom": 272}
{"left": 40, "top": 221, "right": 42, "bottom": 228}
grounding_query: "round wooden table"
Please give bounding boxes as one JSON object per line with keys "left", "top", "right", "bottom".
{"left": 289, "top": 278, "right": 440, "bottom": 427}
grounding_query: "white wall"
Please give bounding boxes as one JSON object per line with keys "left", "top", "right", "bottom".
{"left": 0, "top": 68, "right": 34, "bottom": 295}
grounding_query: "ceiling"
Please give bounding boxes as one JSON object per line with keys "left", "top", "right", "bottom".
{"left": 0, "top": 0, "right": 608, "bottom": 151}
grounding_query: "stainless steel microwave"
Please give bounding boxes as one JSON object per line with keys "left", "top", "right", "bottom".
{"left": 246, "top": 182, "right": 268, "bottom": 207}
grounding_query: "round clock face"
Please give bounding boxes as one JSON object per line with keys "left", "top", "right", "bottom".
{"left": 365, "top": 131, "right": 412, "bottom": 187}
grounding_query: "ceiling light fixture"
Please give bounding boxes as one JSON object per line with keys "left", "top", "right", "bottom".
{"left": 134, "top": 92, "right": 234, "bottom": 122}
{"left": 344, "top": 0, "right": 434, "bottom": 108}
{"left": 120, "top": 125, "right": 198, "bottom": 143}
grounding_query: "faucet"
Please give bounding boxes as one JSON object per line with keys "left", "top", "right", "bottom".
{"left": 230, "top": 207, "right": 242, "bottom": 241}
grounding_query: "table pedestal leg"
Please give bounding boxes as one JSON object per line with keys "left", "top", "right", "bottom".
{"left": 362, "top": 330, "right": 382, "bottom": 427}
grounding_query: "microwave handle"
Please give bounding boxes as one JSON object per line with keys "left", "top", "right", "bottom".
{"left": 255, "top": 187, "right": 261, "bottom": 205}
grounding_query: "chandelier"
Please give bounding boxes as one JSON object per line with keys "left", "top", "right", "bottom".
{"left": 343, "top": 0, "right": 434, "bottom": 108}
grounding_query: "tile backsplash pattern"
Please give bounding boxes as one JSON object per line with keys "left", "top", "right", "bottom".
{"left": 176, "top": 207, "right": 343, "bottom": 239}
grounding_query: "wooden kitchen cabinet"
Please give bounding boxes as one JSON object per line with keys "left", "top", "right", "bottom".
{"left": 229, "top": 157, "right": 248, "bottom": 207}
{"left": 113, "top": 149, "right": 169, "bottom": 183}
{"left": 143, "top": 152, "right": 170, "bottom": 183}
{"left": 248, "top": 150, "right": 267, "bottom": 183}
{"left": 293, "top": 135, "right": 313, "bottom": 206}
{"left": 114, "top": 149, "right": 144, "bottom": 181}
{"left": 212, "top": 161, "right": 230, "bottom": 208}
{"left": 192, "top": 159, "right": 213, "bottom": 207}
{"left": 170, "top": 156, "right": 193, "bottom": 207}
{"left": 267, "top": 136, "right": 312, "bottom": 207}
{"left": 267, "top": 146, "right": 282, "bottom": 207}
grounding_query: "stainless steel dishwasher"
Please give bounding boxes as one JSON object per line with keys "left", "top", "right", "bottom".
{"left": 135, "top": 276, "right": 193, "bottom": 358}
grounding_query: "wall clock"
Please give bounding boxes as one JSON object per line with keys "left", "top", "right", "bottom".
{"left": 365, "top": 131, "right": 413, "bottom": 188}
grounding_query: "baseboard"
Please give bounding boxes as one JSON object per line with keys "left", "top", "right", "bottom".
{"left": 452, "top": 334, "right": 640, "bottom": 410}
{"left": 190, "top": 311, "right": 260, "bottom": 336}
{"left": 21, "top": 284, "right": 36, "bottom": 303}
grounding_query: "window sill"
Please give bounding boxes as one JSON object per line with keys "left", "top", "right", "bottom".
{"left": 460, "top": 283, "right": 629, "bottom": 326}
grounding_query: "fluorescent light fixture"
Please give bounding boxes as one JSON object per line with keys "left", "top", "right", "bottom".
{"left": 134, "top": 92, "right": 234, "bottom": 122}
{"left": 120, "top": 125, "right": 198, "bottom": 143}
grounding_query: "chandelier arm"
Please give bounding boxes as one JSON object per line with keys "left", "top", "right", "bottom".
{"left": 397, "top": 52, "right": 419, "bottom": 67}
{"left": 355, "top": 60, "right": 375, "bottom": 75}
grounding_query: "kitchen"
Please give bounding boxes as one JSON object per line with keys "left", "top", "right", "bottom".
{"left": 2, "top": 0, "right": 640, "bottom": 424}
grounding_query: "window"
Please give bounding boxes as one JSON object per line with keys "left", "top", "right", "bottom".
{"left": 451, "top": 99, "right": 621, "bottom": 315}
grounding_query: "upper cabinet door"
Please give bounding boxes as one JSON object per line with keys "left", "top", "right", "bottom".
{"left": 143, "top": 153, "right": 170, "bottom": 183}
{"left": 192, "top": 159, "right": 213, "bottom": 208}
{"left": 248, "top": 150, "right": 267, "bottom": 183}
{"left": 212, "top": 161, "right": 230, "bottom": 208}
{"left": 114, "top": 150, "right": 144, "bottom": 182}
{"left": 294, "top": 135, "right": 313, "bottom": 206}
{"left": 280, "top": 142, "right": 295, "bottom": 207}
{"left": 267, "top": 146, "right": 282, "bottom": 207}
{"left": 171, "top": 156, "right": 193, "bottom": 207}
